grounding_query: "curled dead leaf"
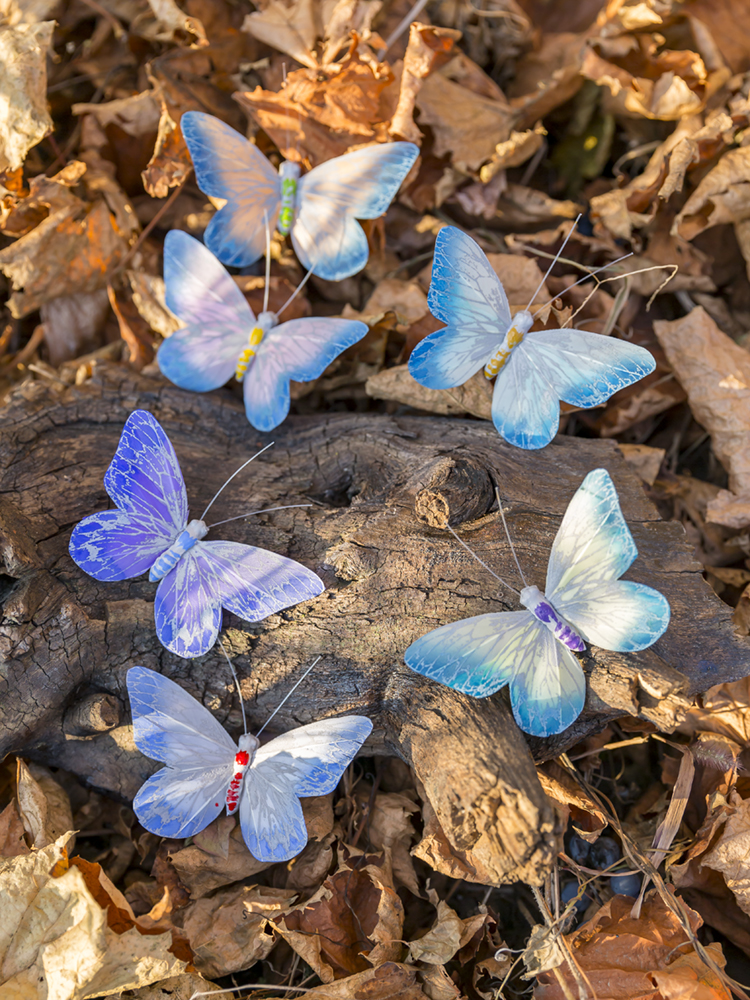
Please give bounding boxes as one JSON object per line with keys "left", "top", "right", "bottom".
{"left": 0, "top": 19, "right": 54, "bottom": 173}
{"left": 274, "top": 848, "right": 404, "bottom": 981}
{"left": 653, "top": 306, "right": 750, "bottom": 527}
{"left": 408, "top": 900, "right": 491, "bottom": 965}
{"left": 16, "top": 760, "right": 74, "bottom": 852}
{"left": 389, "top": 22, "right": 461, "bottom": 144}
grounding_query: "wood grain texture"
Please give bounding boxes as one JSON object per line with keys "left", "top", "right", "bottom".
{"left": 0, "top": 364, "right": 747, "bottom": 885}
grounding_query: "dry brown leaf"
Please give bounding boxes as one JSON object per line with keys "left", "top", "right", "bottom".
{"left": 366, "top": 792, "right": 420, "bottom": 895}
{"left": 142, "top": 101, "right": 192, "bottom": 200}
{"left": 98, "top": 974, "right": 221, "bottom": 1000}
{"left": 537, "top": 763, "right": 607, "bottom": 843}
{"left": 72, "top": 92, "right": 162, "bottom": 138}
{"left": 304, "top": 963, "right": 428, "bottom": 1000}
{"left": 408, "top": 901, "right": 489, "bottom": 965}
{"left": 508, "top": 32, "right": 585, "bottom": 127}
{"left": 144, "top": 0, "right": 207, "bottom": 47}
{"left": 389, "top": 22, "right": 461, "bottom": 144}
{"left": 128, "top": 272, "right": 181, "bottom": 338}
{"left": 674, "top": 146, "right": 750, "bottom": 241}
{"left": 415, "top": 73, "right": 515, "bottom": 174}
{"left": 16, "top": 760, "right": 74, "bottom": 852}
{"left": 701, "top": 791, "right": 750, "bottom": 917}
{"left": 0, "top": 163, "right": 131, "bottom": 318}
{"left": 275, "top": 848, "right": 404, "bottom": 981}
{"left": 0, "top": 800, "right": 28, "bottom": 858}
{"left": 0, "top": 19, "right": 54, "bottom": 172}
{"left": 0, "top": 835, "right": 186, "bottom": 998}
{"left": 534, "top": 891, "right": 731, "bottom": 1000}
{"left": 480, "top": 124, "right": 546, "bottom": 183}
{"left": 653, "top": 306, "right": 750, "bottom": 527}
{"left": 237, "top": 44, "right": 395, "bottom": 165}
{"left": 618, "top": 443, "right": 665, "bottom": 486}
{"left": 181, "top": 884, "right": 297, "bottom": 977}
{"left": 40, "top": 289, "right": 111, "bottom": 366}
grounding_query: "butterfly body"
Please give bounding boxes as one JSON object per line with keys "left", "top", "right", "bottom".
{"left": 159, "top": 231, "right": 369, "bottom": 431}
{"left": 148, "top": 518, "right": 208, "bottom": 582}
{"left": 225, "top": 734, "right": 259, "bottom": 814}
{"left": 181, "top": 111, "right": 419, "bottom": 280}
{"left": 404, "top": 468, "right": 670, "bottom": 737}
{"left": 128, "top": 666, "right": 373, "bottom": 861}
{"left": 235, "top": 311, "right": 277, "bottom": 381}
{"left": 69, "top": 410, "right": 324, "bottom": 657}
{"left": 409, "top": 227, "right": 656, "bottom": 450}
{"left": 483, "top": 310, "right": 533, "bottom": 378}
{"left": 519, "top": 584, "right": 585, "bottom": 651}
{"left": 278, "top": 160, "right": 300, "bottom": 235}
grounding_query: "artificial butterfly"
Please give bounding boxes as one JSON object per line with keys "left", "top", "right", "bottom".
{"left": 128, "top": 665, "right": 372, "bottom": 862}
{"left": 158, "top": 230, "right": 368, "bottom": 432}
{"left": 408, "top": 226, "right": 656, "bottom": 450}
{"left": 404, "top": 468, "right": 670, "bottom": 737}
{"left": 69, "top": 410, "right": 324, "bottom": 658}
{"left": 181, "top": 111, "right": 419, "bottom": 280}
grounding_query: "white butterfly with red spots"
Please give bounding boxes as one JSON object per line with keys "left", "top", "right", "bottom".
{"left": 128, "top": 666, "right": 372, "bottom": 862}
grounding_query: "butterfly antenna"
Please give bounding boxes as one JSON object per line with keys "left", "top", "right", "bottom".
{"left": 256, "top": 655, "right": 322, "bottom": 737}
{"left": 277, "top": 259, "right": 316, "bottom": 319}
{"left": 218, "top": 638, "right": 248, "bottom": 736}
{"left": 200, "top": 442, "right": 274, "bottom": 521}
{"left": 523, "top": 214, "right": 582, "bottom": 313}
{"left": 444, "top": 522, "right": 520, "bottom": 597}
{"left": 494, "top": 487, "right": 528, "bottom": 588}
{"left": 263, "top": 210, "right": 272, "bottom": 315}
{"left": 530, "top": 252, "right": 634, "bottom": 321}
{"left": 207, "top": 503, "right": 312, "bottom": 529}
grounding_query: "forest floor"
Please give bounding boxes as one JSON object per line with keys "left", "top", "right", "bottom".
{"left": 3, "top": 0, "right": 750, "bottom": 998}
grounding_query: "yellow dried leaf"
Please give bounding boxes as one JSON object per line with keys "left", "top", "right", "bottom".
{"left": 408, "top": 901, "right": 488, "bottom": 965}
{"left": 0, "top": 19, "right": 54, "bottom": 172}
{"left": 0, "top": 835, "right": 185, "bottom": 998}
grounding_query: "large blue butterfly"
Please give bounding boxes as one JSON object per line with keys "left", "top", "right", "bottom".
{"left": 409, "top": 227, "right": 656, "bottom": 450}
{"left": 69, "top": 410, "right": 324, "bottom": 658}
{"left": 128, "top": 666, "right": 372, "bottom": 861}
{"left": 404, "top": 469, "right": 670, "bottom": 737}
{"left": 158, "top": 231, "right": 368, "bottom": 432}
{"left": 181, "top": 111, "right": 419, "bottom": 280}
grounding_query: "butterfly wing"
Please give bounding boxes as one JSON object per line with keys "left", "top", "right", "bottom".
{"left": 522, "top": 328, "right": 656, "bottom": 408}
{"left": 243, "top": 317, "right": 368, "bottom": 431}
{"left": 127, "top": 666, "right": 236, "bottom": 838}
{"left": 240, "top": 716, "right": 372, "bottom": 862}
{"left": 181, "top": 111, "right": 281, "bottom": 268}
{"left": 159, "top": 230, "right": 254, "bottom": 392}
{"left": 546, "top": 468, "right": 670, "bottom": 652}
{"left": 409, "top": 226, "right": 509, "bottom": 390}
{"left": 508, "top": 628, "right": 586, "bottom": 737}
{"left": 69, "top": 410, "right": 187, "bottom": 581}
{"left": 292, "top": 142, "right": 418, "bottom": 281}
{"left": 490, "top": 347, "right": 561, "bottom": 450}
{"left": 154, "top": 540, "right": 325, "bottom": 658}
{"left": 404, "top": 611, "right": 536, "bottom": 698}
{"left": 405, "top": 612, "right": 584, "bottom": 736}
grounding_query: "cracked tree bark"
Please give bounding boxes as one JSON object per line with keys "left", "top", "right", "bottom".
{"left": 0, "top": 363, "right": 747, "bottom": 886}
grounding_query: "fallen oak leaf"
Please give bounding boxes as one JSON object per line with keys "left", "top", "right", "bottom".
{"left": 408, "top": 900, "right": 491, "bottom": 965}
{"left": 389, "top": 22, "right": 462, "bottom": 145}
{"left": 304, "top": 963, "right": 429, "bottom": 1000}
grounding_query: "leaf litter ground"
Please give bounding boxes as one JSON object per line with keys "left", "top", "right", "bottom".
{"left": 3, "top": 0, "right": 750, "bottom": 997}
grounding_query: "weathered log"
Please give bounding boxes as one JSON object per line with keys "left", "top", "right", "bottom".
{"left": 0, "top": 363, "right": 747, "bottom": 886}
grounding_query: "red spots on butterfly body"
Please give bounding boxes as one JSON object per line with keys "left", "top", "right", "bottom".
{"left": 225, "top": 748, "right": 251, "bottom": 814}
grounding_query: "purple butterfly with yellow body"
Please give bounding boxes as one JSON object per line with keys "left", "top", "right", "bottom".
{"left": 405, "top": 469, "right": 670, "bottom": 737}
{"left": 158, "top": 231, "right": 368, "bottom": 432}
{"left": 69, "top": 410, "right": 324, "bottom": 658}
{"left": 128, "top": 665, "right": 372, "bottom": 861}
{"left": 409, "top": 226, "right": 656, "bottom": 450}
{"left": 181, "top": 111, "right": 419, "bottom": 280}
